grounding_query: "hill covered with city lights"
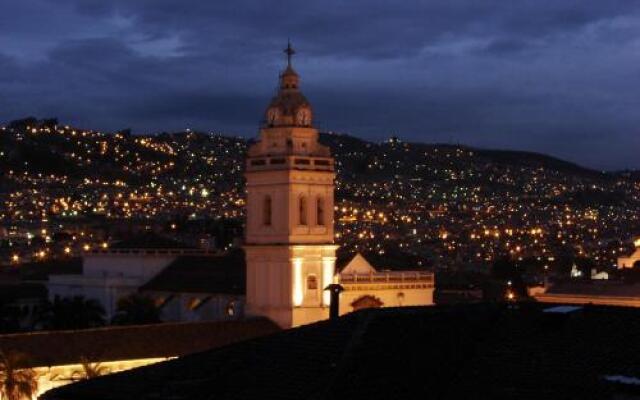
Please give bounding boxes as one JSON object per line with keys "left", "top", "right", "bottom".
{"left": 1, "top": 117, "right": 639, "bottom": 274}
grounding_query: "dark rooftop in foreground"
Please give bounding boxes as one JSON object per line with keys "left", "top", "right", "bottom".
{"left": 0, "top": 318, "right": 278, "bottom": 369}
{"left": 42, "top": 303, "right": 640, "bottom": 400}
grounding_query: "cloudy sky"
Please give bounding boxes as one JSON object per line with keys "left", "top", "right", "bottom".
{"left": 1, "top": 1, "right": 639, "bottom": 170}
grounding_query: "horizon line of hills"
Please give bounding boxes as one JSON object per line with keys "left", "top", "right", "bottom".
{"left": 1, "top": 116, "right": 638, "bottom": 181}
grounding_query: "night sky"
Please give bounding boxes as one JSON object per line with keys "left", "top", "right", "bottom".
{"left": 1, "top": 1, "right": 639, "bottom": 170}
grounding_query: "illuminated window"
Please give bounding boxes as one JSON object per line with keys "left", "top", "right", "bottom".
{"left": 299, "top": 196, "right": 307, "bottom": 225}
{"left": 263, "top": 195, "right": 272, "bottom": 226}
{"left": 316, "top": 197, "right": 325, "bottom": 226}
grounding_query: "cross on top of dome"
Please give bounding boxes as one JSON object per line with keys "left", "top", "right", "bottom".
{"left": 284, "top": 40, "right": 295, "bottom": 67}
{"left": 263, "top": 42, "right": 313, "bottom": 128}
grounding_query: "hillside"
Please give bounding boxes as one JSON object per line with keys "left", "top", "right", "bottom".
{"left": 1, "top": 117, "right": 639, "bottom": 271}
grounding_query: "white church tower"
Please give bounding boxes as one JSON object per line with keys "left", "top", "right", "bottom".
{"left": 244, "top": 43, "right": 338, "bottom": 328}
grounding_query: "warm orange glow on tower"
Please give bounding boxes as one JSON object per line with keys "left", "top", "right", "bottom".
{"left": 244, "top": 43, "right": 338, "bottom": 328}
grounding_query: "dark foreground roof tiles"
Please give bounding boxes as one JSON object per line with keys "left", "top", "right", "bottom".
{"left": 0, "top": 318, "right": 278, "bottom": 369}
{"left": 42, "top": 303, "right": 640, "bottom": 400}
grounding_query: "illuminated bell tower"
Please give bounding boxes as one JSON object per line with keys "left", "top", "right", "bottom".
{"left": 244, "top": 43, "right": 337, "bottom": 328}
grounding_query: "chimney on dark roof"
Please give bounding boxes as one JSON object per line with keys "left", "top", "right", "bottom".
{"left": 324, "top": 283, "right": 344, "bottom": 320}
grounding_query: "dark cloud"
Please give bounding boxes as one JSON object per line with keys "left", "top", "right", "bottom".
{"left": 1, "top": 0, "right": 639, "bottom": 170}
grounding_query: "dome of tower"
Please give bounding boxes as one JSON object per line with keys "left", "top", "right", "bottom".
{"left": 263, "top": 43, "right": 313, "bottom": 127}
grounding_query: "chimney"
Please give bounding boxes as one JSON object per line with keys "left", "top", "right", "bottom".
{"left": 324, "top": 283, "right": 344, "bottom": 320}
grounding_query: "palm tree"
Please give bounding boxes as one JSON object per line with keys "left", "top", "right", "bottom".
{"left": 111, "top": 294, "right": 160, "bottom": 325}
{"left": 0, "top": 350, "right": 38, "bottom": 400}
{"left": 70, "top": 357, "right": 109, "bottom": 381}
{"left": 37, "top": 296, "right": 106, "bottom": 330}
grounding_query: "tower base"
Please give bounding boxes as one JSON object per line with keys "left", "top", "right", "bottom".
{"left": 244, "top": 244, "right": 338, "bottom": 329}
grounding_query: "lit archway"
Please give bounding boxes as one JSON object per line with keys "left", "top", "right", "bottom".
{"left": 351, "top": 295, "right": 383, "bottom": 311}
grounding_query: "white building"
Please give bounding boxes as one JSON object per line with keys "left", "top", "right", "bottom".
{"left": 47, "top": 234, "right": 242, "bottom": 321}
{"left": 618, "top": 237, "right": 640, "bottom": 269}
{"left": 337, "top": 253, "right": 434, "bottom": 313}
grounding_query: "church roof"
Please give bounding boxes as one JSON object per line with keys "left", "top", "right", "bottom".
{"left": 336, "top": 249, "right": 431, "bottom": 272}
{"left": 42, "top": 303, "right": 640, "bottom": 400}
{"left": 263, "top": 42, "right": 313, "bottom": 127}
{"left": 0, "top": 318, "right": 279, "bottom": 369}
{"left": 139, "top": 250, "right": 245, "bottom": 295}
{"left": 267, "top": 91, "right": 311, "bottom": 117}
{"left": 281, "top": 64, "right": 298, "bottom": 77}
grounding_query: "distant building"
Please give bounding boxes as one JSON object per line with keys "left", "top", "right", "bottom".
{"left": 47, "top": 233, "right": 241, "bottom": 321}
{"left": 243, "top": 43, "right": 434, "bottom": 328}
{"left": 336, "top": 253, "right": 434, "bottom": 313}
{"left": 617, "top": 236, "right": 640, "bottom": 268}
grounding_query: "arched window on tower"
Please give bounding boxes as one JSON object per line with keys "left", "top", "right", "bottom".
{"left": 299, "top": 196, "right": 307, "bottom": 225}
{"left": 263, "top": 195, "right": 272, "bottom": 226}
{"left": 316, "top": 197, "right": 325, "bottom": 226}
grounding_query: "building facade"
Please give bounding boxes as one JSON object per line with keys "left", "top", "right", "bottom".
{"left": 244, "top": 44, "right": 434, "bottom": 329}
{"left": 337, "top": 253, "right": 434, "bottom": 314}
{"left": 47, "top": 235, "right": 243, "bottom": 322}
{"left": 617, "top": 237, "right": 640, "bottom": 269}
{"left": 244, "top": 44, "right": 338, "bottom": 328}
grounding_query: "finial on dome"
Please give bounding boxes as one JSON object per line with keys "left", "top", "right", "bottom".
{"left": 284, "top": 40, "right": 295, "bottom": 67}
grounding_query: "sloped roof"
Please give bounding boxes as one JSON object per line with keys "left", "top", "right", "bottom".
{"left": 42, "top": 303, "right": 640, "bottom": 400}
{"left": 139, "top": 250, "right": 245, "bottom": 294}
{"left": 336, "top": 248, "right": 430, "bottom": 272}
{"left": 0, "top": 318, "right": 278, "bottom": 369}
{"left": 336, "top": 253, "right": 376, "bottom": 274}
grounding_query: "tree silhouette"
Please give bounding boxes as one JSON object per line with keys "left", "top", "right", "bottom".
{"left": 0, "top": 350, "right": 38, "bottom": 400}
{"left": 111, "top": 294, "right": 160, "bottom": 326}
{"left": 37, "top": 296, "right": 105, "bottom": 330}
{"left": 71, "top": 357, "right": 109, "bottom": 381}
{"left": 0, "top": 304, "right": 22, "bottom": 334}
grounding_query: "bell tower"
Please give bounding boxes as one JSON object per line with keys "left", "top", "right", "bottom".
{"left": 244, "top": 43, "right": 338, "bottom": 328}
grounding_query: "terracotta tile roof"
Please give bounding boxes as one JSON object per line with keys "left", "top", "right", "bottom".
{"left": 0, "top": 318, "right": 278, "bottom": 369}
{"left": 42, "top": 303, "right": 640, "bottom": 400}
